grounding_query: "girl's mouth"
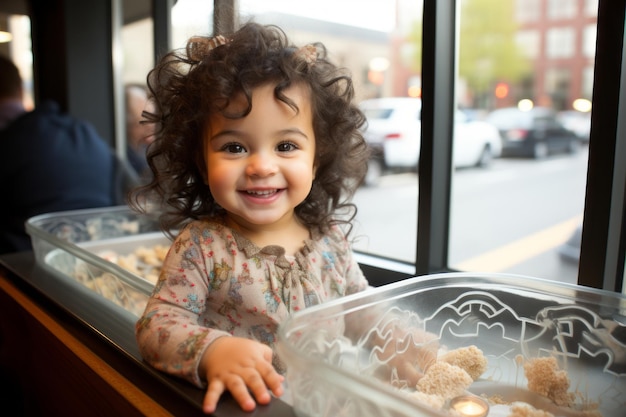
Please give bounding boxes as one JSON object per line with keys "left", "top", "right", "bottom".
{"left": 240, "top": 189, "right": 285, "bottom": 203}
{"left": 245, "top": 189, "right": 279, "bottom": 197}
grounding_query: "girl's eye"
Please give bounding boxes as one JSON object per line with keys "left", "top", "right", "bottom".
{"left": 277, "top": 142, "right": 297, "bottom": 152}
{"left": 222, "top": 143, "right": 246, "bottom": 154}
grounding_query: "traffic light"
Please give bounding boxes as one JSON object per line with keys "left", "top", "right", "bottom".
{"left": 495, "top": 82, "right": 509, "bottom": 99}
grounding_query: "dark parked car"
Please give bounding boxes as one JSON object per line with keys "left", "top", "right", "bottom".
{"left": 485, "top": 107, "right": 581, "bottom": 159}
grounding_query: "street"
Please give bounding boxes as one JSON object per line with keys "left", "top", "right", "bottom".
{"left": 351, "top": 148, "right": 589, "bottom": 284}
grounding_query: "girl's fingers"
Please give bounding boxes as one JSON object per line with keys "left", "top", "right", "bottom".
{"left": 244, "top": 373, "right": 272, "bottom": 405}
{"left": 397, "top": 359, "right": 424, "bottom": 386}
{"left": 260, "top": 366, "right": 285, "bottom": 396}
{"left": 226, "top": 377, "right": 257, "bottom": 411}
{"left": 253, "top": 345, "right": 284, "bottom": 397}
{"left": 202, "top": 378, "right": 225, "bottom": 414}
{"left": 201, "top": 341, "right": 283, "bottom": 413}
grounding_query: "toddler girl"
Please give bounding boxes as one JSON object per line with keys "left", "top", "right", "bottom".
{"left": 131, "top": 22, "right": 371, "bottom": 413}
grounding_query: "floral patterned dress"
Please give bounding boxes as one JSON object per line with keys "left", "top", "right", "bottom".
{"left": 135, "top": 219, "right": 369, "bottom": 387}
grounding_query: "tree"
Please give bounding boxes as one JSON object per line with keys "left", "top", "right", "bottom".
{"left": 408, "top": 0, "right": 531, "bottom": 108}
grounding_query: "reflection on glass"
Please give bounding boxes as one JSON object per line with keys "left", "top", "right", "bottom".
{"left": 123, "top": 0, "right": 215, "bottom": 79}
{"left": 449, "top": 0, "right": 595, "bottom": 284}
{"left": 6, "top": 15, "right": 33, "bottom": 109}
{"left": 121, "top": 17, "right": 153, "bottom": 85}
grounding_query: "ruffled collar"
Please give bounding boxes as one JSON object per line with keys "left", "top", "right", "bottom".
{"left": 211, "top": 217, "right": 319, "bottom": 271}
{"left": 212, "top": 219, "right": 325, "bottom": 308}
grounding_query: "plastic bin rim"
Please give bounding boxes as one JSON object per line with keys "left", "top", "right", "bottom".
{"left": 307, "top": 272, "right": 622, "bottom": 314}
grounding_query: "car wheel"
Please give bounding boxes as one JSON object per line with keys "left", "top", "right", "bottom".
{"left": 364, "top": 158, "right": 383, "bottom": 186}
{"left": 476, "top": 144, "right": 493, "bottom": 167}
{"left": 533, "top": 142, "right": 548, "bottom": 159}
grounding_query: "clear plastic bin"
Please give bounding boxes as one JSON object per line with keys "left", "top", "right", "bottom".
{"left": 277, "top": 273, "right": 626, "bottom": 417}
{"left": 26, "top": 206, "right": 169, "bottom": 317}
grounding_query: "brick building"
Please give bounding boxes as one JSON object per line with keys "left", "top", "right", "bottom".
{"left": 514, "top": 0, "right": 598, "bottom": 110}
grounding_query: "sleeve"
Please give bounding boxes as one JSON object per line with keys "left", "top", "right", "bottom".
{"left": 135, "top": 224, "right": 230, "bottom": 387}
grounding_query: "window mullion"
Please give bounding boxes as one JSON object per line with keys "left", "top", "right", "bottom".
{"left": 416, "top": 0, "right": 457, "bottom": 275}
{"left": 579, "top": 0, "right": 626, "bottom": 292}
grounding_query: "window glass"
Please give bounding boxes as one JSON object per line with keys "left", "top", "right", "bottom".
{"left": 516, "top": 30, "right": 541, "bottom": 59}
{"left": 238, "top": 0, "right": 423, "bottom": 263}
{"left": 546, "top": 27, "right": 575, "bottom": 58}
{"left": 584, "top": 0, "right": 599, "bottom": 16}
{"left": 119, "top": 2, "right": 154, "bottom": 168}
{"left": 545, "top": 68, "right": 571, "bottom": 108}
{"left": 547, "top": 0, "right": 577, "bottom": 19}
{"left": 361, "top": 107, "right": 395, "bottom": 121}
{"left": 582, "top": 65, "right": 594, "bottom": 98}
{"left": 515, "top": 0, "right": 541, "bottom": 22}
{"left": 121, "top": 0, "right": 215, "bottom": 81}
{"left": 171, "top": 0, "right": 213, "bottom": 49}
{"left": 449, "top": 0, "right": 594, "bottom": 285}
{"left": 583, "top": 24, "right": 597, "bottom": 58}
{"left": 238, "top": 0, "right": 398, "bottom": 103}
{"left": 3, "top": 14, "right": 33, "bottom": 109}
{"left": 121, "top": 16, "right": 153, "bottom": 85}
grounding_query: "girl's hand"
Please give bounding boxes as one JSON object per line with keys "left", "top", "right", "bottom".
{"left": 200, "top": 336, "right": 284, "bottom": 413}
{"left": 375, "top": 326, "right": 439, "bottom": 387}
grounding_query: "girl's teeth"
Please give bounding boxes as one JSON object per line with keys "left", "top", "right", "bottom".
{"left": 247, "top": 190, "right": 276, "bottom": 195}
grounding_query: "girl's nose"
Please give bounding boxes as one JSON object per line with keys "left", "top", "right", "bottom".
{"left": 246, "top": 152, "right": 278, "bottom": 177}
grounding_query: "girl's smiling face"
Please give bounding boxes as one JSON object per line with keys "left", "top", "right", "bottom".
{"left": 205, "top": 83, "right": 317, "bottom": 234}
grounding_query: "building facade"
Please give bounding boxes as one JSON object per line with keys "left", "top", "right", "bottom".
{"left": 515, "top": 0, "right": 598, "bottom": 110}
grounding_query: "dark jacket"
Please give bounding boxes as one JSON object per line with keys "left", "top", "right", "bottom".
{"left": 0, "top": 101, "right": 137, "bottom": 254}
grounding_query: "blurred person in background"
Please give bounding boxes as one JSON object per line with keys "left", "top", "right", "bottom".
{"left": 0, "top": 55, "right": 137, "bottom": 254}
{"left": 125, "top": 83, "right": 155, "bottom": 181}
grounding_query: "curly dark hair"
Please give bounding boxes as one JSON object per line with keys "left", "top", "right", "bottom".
{"left": 129, "top": 22, "right": 370, "bottom": 238}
